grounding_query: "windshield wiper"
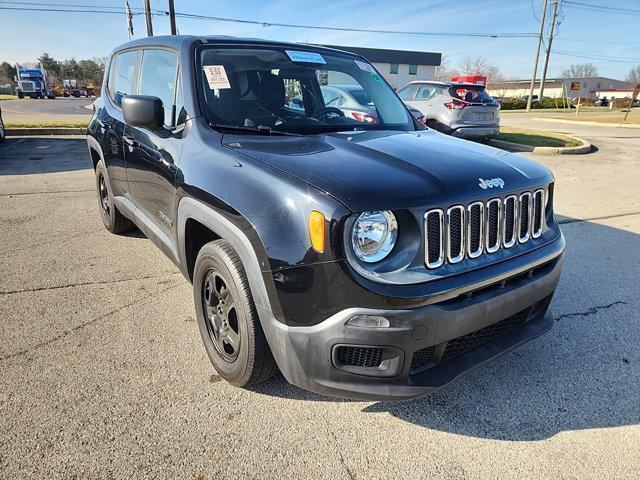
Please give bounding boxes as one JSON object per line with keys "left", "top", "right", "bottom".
{"left": 208, "top": 123, "right": 298, "bottom": 136}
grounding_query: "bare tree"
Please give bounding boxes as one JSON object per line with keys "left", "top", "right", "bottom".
{"left": 456, "top": 56, "right": 504, "bottom": 84}
{"left": 626, "top": 66, "right": 640, "bottom": 85}
{"left": 560, "top": 63, "right": 598, "bottom": 78}
{"left": 434, "top": 54, "right": 457, "bottom": 82}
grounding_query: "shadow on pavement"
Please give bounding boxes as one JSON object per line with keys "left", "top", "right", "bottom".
{"left": 0, "top": 137, "right": 91, "bottom": 175}
{"left": 253, "top": 217, "right": 640, "bottom": 440}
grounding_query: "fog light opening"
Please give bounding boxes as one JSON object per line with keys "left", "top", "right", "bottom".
{"left": 346, "top": 315, "right": 390, "bottom": 328}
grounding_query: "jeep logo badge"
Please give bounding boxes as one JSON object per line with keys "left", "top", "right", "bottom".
{"left": 478, "top": 177, "right": 505, "bottom": 189}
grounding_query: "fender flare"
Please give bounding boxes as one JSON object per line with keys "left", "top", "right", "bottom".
{"left": 177, "top": 196, "right": 272, "bottom": 313}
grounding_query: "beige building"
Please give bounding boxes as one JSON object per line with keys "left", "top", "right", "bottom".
{"left": 323, "top": 45, "right": 441, "bottom": 90}
{"left": 487, "top": 77, "right": 632, "bottom": 99}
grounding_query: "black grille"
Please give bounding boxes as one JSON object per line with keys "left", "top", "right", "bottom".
{"left": 410, "top": 346, "right": 436, "bottom": 371}
{"left": 426, "top": 211, "right": 442, "bottom": 265}
{"left": 533, "top": 190, "right": 543, "bottom": 236}
{"left": 410, "top": 296, "right": 552, "bottom": 373}
{"left": 519, "top": 194, "right": 530, "bottom": 240}
{"left": 336, "top": 346, "right": 383, "bottom": 368}
{"left": 504, "top": 196, "right": 516, "bottom": 246}
{"left": 468, "top": 203, "right": 482, "bottom": 255}
{"left": 448, "top": 207, "right": 463, "bottom": 260}
{"left": 486, "top": 200, "right": 500, "bottom": 250}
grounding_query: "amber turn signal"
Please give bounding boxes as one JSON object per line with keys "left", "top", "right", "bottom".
{"left": 308, "top": 211, "right": 325, "bottom": 253}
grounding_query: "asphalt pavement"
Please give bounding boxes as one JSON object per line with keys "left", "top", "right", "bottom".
{"left": 0, "top": 123, "right": 639, "bottom": 478}
{"left": 0, "top": 97, "right": 93, "bottom": 123}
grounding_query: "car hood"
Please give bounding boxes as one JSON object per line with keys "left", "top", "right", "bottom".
{"left": 222, "top": 129, "right": 553, "bottom": 212}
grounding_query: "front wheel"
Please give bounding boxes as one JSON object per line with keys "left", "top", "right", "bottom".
{"left": 193, "top": 240, "right": 277, "bottom": 387}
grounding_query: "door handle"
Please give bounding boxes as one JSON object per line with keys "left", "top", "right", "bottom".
{"left": 123, "top": 135, "right": 137, "bottom": 147}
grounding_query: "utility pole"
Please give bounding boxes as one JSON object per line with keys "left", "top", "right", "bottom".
{"left": 144, "top": 0, "right": 153, "bottom": 37}
{"left": 526, "top": 0, "right": 548, "bottom": 112}
{"left": 539, "top": 0, "right": 560, "bottom": 100}
{"left": 168, "top": 0, "right": 177, "bottom": 35}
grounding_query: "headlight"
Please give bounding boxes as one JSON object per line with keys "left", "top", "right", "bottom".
{"left": 351, "top": 211, "right": 398, "bottom": 263}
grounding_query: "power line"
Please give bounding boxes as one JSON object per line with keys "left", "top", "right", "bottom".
{"left": 0, "top": 3, "right": 538, "bottom": 38}
{"left": 563, "top": 0, "right": 640, "bottom": 15}
{"left": 551, "top": 49, "right": 640, "bottom": 63}
{"left": 0, "top": 6, "right": 148, "bottom": 15}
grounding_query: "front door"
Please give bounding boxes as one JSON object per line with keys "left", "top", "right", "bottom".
{"left": 124, "top": 48, "right": 182, "bottom": 246}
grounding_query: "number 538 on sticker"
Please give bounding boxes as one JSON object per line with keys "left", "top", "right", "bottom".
{"left": 203, "top": 65, "right": 231, "bottom": 90}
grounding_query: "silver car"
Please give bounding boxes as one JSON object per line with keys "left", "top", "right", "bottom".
{"left": 397, "top": 81, "right": 500, "bottom": 138}
{"left": 320, "top": 85, "right": 378, "bottom": 124}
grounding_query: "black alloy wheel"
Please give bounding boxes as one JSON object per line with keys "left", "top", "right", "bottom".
{"left": 98, "top": 172, "right": 110, "bottom": 219}
{"left": 202, "top": 269, "right": 241, "bottom": 361}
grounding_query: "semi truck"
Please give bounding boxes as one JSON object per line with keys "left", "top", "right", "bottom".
{"left": 15, "top": 68, "right": 56, "bottom": 99}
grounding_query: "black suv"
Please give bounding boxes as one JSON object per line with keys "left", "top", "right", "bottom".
{"left": 87, "top": 36, "right": 564, "bottom": 401}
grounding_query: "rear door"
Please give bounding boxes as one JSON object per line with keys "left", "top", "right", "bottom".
{"left": 123, "top": 48, "right": 182, "bottom": 247}
{"left": 407, "top": 84, "right": 439, "bottom": 117}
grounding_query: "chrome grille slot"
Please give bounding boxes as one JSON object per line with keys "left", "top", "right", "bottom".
{"left": 447, "top": 206, "right": 465, "bottom": 264}
{"left": 467, "top": 202, "right": 484, "bottom": 259}
{"left": 485, "top": 199, "right": 501, "bottom": 253}
{"left": 518, "top": 192, "right": 532, "bottom": 243}
{"left": 503, "top": 195, "right": 517, "bottom": 248}
{"left": 424, "top": 188, "right": 547, "bottom": 269}
{"left": 532, "top": 189, "right": 544, "bottom": 238}
{"left": 424, "top": 209, "right": 444, "bottom": 268}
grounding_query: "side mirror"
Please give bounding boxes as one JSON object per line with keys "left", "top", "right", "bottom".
{"left": 122, "top": 95, "right": 164, "bottom": 131}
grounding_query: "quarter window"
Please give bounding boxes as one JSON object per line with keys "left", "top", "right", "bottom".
{"left": 112, "top": 50, "right": 139, "bottom": 107}
{"left": 409, "top": 64, "right": 418, "bottom": 75}
{"left": 390, "top": 63, "right": 399, "bottom": 74}
{"left": 138, "top": 49, "right": 179, "bottom": 127}
{"left": 416, "top": 85, "right": 437, "bottom": 100}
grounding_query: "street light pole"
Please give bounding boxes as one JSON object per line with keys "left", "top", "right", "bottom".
{"left": 168, "top": 0, "right": 177, "bottom": 35}
{"left": 144, "top": 0, "right": 153, "bottom": 37}
{"left": 539, "top": 0, "right": 560, "bottom": 100}
{"left": 526, "top": 0, "right": 548, "bottom": 112}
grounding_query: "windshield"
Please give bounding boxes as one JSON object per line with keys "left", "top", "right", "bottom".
{"left": 197, "top": 45, "right": 413, "bottom": 134}
{"left": 349, "top": 88, "right": 374, "bottom": 106}
{"left": 449, "top": 85, "right": 496, "bottom": 104}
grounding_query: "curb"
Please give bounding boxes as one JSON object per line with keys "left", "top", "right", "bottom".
{"left": 6, "top": 127, "right": 87, "bottom": 136}
{"left": 489, "top": 135, "right": 592, "bottom": 155}
{"left": 532, "top": 117, "right": 640, "bottom": 129}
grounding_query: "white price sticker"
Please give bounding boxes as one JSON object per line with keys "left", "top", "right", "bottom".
{"left": 355, "top": 60, "right": 375, "bottom": 73}
{"left": 203, "top": 65, "right": 231, "bottom": 90}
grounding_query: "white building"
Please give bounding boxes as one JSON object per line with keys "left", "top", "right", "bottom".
{"left": 487, "top": 77, "right": 632, "bottom": 100}
{"left": 323, "top": 45, "right": 441, "bottom": 90}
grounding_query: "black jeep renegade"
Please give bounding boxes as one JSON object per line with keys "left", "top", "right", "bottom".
{"left": 87, "top": 36, "right": 564, "bottom": 400}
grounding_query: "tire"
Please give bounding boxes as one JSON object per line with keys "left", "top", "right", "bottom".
{"left": 17, "top": 92, "right": 23, "bottom": 99}
{"left": 193, "top": 239, "right": 278, "bottom": 387}
{"left": 94, "top": 161, "right": 134, "bottom": 234}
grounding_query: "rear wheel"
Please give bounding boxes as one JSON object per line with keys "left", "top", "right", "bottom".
{"left": 193, "top": 240, "right": 277, "bottom": 387}
{"left": 94, "top": 161, "right": 134, "bottom": 234}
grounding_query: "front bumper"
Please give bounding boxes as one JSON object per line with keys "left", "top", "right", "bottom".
{"left": 260, "top": 238, "right": 563, "bottom": 401}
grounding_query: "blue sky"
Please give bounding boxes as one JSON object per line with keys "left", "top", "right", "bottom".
{"left": 1, "top": 0, "right": 638, "bottom": 80}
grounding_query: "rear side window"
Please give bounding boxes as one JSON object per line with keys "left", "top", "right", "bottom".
{"left": 138, "top": 49, "right": 178, "bottom": 126}
{"left": 416, "top": 85, "right": 438, "bottom": 101}
{"left": 111, "top": 50, "right": 139, "bottom": 107}
{"left": 396, "top": 85, "right": 417, "bottom": 100}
